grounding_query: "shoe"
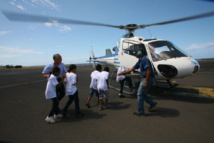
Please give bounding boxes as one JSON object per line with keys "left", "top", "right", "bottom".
{"left": 86, "top": 103, "right": 91, "bottom": 108}
{"left": 76, "top": 113, "right": 84, "bottom": 118}
{"left": 54, "top": 114, "right": 63, "bottom": 119}
{"left": 119, "top": 95, "right": 125, "bottom": 98}
{"left": 133, "top": 112, "right": 146, "bottom": 117}
{"left": 45, "top": 116, "right": 55, "bottom": 123}
{"left": 105, "top": 104, "right": 111, "bottom": 108}
{"left": 61, "top": 112, "right": 67, "bottom": 117}
{"left": 119, "top": 93, "right": 125, "bottom": 98}
{"left": 149, "top": 103, "right": 157, "bottom": 112}
{"left": 99, "top": 106, "right": 103, "bottom": 111}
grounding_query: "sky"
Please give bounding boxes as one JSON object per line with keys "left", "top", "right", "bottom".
{"left": 0, "top": 0, "right": 214, "bottom": 66}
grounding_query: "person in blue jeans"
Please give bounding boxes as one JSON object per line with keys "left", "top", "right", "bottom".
{"left": 118, "top": 50, "right": 157, "bottom": 116}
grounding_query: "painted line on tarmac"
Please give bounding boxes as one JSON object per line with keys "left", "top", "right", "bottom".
{"left": 163, "top": 86, "right": 214, "bottom": 98}
{"left": 0, "top": 80, "right": 44, "bottom": 89}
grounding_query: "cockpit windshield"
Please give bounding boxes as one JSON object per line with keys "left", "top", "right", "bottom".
{"left": 148, "top": 41, "right": 187, "bottom": 62}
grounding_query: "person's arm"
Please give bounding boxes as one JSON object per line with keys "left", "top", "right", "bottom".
{"left": 73, "top": 75, "right": 78, "bottom": 85}
{"left": 143, "top": 67, "right": 151, "bottom": 89}
{"left": 43, "top": 74, "right": 50, "bottom": 78}
{"left": 42, "top": 64, "right": 52, "bottom": 78}
{"left": 118, "top": 67, "right": 134, "bottom": 76}
{"left": 57, "top": 74, "right": 66, "bottom": 86}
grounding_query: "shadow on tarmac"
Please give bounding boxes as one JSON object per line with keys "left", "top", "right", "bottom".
{"left": 149, "top": 86, "right": 214, "bottom": 104}
{"left": 148, "top": 107, "right": 180, "bottom": 118}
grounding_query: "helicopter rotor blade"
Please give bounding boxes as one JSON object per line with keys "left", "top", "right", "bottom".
{"left": 2, "top": 10, "right": 123, "bottom": 29}
{"left": 140, "top": 11, "right": 214, "bottom": 28}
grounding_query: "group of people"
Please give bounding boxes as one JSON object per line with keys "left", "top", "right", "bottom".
{"left": 43, "top": 50, "right": 157, "bottom": 124}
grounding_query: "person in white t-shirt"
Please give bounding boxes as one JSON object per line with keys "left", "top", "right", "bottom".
{"left": 61, "top": 64, "right": 84, "bottom": 118}
{"left": 45, "top": 67, "right": 65, "bottom": 124}
{"left": 116, "top": 66, "right": 133, "bottom": 98}
{"left": 86, "top": 64, "right": 102, "bottom": 108}
{"left": 97, "top": 67, "right": 110, "bottom": 110}
{"left": 42, "top": 54, "right": 67, "bottom": 101}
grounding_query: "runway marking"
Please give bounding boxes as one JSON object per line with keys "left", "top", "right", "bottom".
{"left": 0, "top": 80, "right": 44, "bottom": 89}
{"left": 163, "top": 86, "right": 214, "bottom": 98}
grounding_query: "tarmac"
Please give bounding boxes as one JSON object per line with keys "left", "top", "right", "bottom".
{"left": 0, "top": 60, "right": 214, "bottom": 143}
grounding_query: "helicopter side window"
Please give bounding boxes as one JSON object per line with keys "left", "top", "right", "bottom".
{"left": 148, "top": 41, "right": 187, "bottom": 61}
{"left": 123, "top": 43, "right": 146, "bottom": 57}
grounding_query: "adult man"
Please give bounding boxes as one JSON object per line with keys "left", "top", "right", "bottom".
{"left": 42, "top": 54, "right": 67, "bottom": 101}
{"left": 118, "top": 51, "right": 157, "bottom": 116}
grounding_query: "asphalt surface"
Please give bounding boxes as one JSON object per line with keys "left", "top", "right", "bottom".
{"left": 0, "top": 61, "right": 214, "bottom": 143}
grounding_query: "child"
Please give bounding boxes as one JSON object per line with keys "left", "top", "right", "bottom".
{"left": 62, "top": 64, "right": 84, "bottom": 118}
{"left": 86, "top": 64, "right": 102, "bottom": 108}
{"left": 116, "top": 66, "right": 134, "bottom": 98}
{"left": 97, "top": 67, "right": 110, "bottom": 110}
{"left": 45, "top": 67, "right": 64, "bottom": 124}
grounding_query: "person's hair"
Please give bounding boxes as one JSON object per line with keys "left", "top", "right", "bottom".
{"left": 53, "top": 54, "right": 61, "bottom": 61}
{"left": 104, "top": 67, "right": 109, "bottom": 72}
{"left": 68, "top": 64, "right": 77, "bottom": 72}
{"left": 52, "top": 67, "right": 60, "bottom": 74}
{"left": 96, "top": 64, "right": 102, "bottom": 71}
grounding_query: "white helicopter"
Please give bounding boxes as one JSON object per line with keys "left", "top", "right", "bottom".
{"left": 2, "top": 10, "right": 214, "bottom": 90}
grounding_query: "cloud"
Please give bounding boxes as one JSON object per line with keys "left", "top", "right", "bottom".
{"left": 58, "top": 25, "right": 72, "bottom": 32}
{"left": 44, "top": 19, "right": 72, "bottom": 32}
{"left": 0, "top": 46, "right": 44, "bottom": 54}
{"left": 9, "top": 1, "right": 24, "bottom": 10}
{"left": 31, "top": 0, "right": 59, "bottom": 11}
{"left": 0, "top": 31, "right": 11, "bottom": 36}
{"left": 185, "top": 42, "right": 214, "bottom": 51}
{"left": 0, "top": 54, "right": 19, "bottom": 58}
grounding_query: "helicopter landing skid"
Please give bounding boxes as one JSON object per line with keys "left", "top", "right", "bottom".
{"left": 155, "top": 80, "right": 178, "bottom": 88}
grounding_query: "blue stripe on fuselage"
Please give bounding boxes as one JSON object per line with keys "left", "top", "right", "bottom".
{"left": 96, "top": 54, "right": 117, "bottom": 59}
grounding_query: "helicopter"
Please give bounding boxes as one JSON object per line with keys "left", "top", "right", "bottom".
{"left": 2, "top": 10, "right": 214, "bottom": 91}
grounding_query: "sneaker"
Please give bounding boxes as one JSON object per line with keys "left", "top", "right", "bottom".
{"left": 54, "top": 114, "right": 63, "bottom": 119}
{"left": 105, "top": 104, "right": 111, "bottom": 108}
{"left": 45, "top": 116, "right": 55, "bottom": 123}
{"left": 86, "top": 103, "right": 91, "bottom": 108}
{"left": 99, "top": 106, "right": 104, "bottom": 111}
{"left": 62, "top": 112, "right": 67, "bottom": 117}
{"left": 133, "top": 112, "right": 146, "bottom": 117}
{"left": 148, "top": 102, "right": 157, "bottom": 112}
{"left": 119, "top": 93, "right": 125, "bottom": 98}
{"left": 76, "top": 113, "right": 84, "bottom": 118}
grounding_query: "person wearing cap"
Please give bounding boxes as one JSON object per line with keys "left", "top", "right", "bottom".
{"left": 118, "top": 50, "right": 157, "bottom": 116}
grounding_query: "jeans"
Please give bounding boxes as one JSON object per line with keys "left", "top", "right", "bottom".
{"left": 56, "top": 78, "right": 65, "bottom": 101}
{"left": 89, "top": 88, "right": 99, "bottom": 98}
{"left": 49, "top": 97, "right": 60, "bottom": 117}
{"left": 137, "top": 77, "right": 156, "bottom": 114}
{"left": 63, "top": 91, "right": 81, "bottom": 115}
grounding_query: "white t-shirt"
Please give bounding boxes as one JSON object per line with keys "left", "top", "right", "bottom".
{"left": 45, "top": 74, "right": 58, "bottom": 99}
{"left": 90, "top": 70, "right": 100, "bottom": 90}
{"left": 116, "top": 67, "right": 125, "bottom": 82}
{"left": 97, "top": 71, "right": 109, "bottom": 91}
{"left": 65, "top": 72, "right": 77, "bottom": 96}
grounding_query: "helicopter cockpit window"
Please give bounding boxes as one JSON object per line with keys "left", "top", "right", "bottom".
{"left": 123, "top": 43, "right": 147, "bottom": 56}
{"left": 148, "top": 41, "right": 187, "bottom": 61}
